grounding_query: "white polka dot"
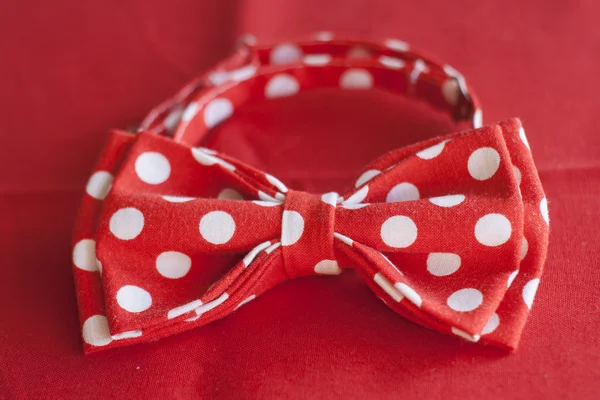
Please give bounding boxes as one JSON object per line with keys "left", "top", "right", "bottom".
{"left": 442, "top": 79, "right": 460, "bottom": 105}
{"left": 409, "top": 59, "right": 428, "bottom": 83}
{"left": 347, "top": 46, "right": 371, "bottom": 58}
{"left": 116, "top": 285, "right": 152, "bottom": 313}
{"left": 513, "top": 166, "right": 522, "bottom": 186}
{"left": 379, "top": 56, "right": 405, "bottom": 69}
{"left": 522, "top": 278, "right": 540, "bottom": 309}
{"left": 314, "top": 259, "right": 342, "bottom": 275}
{"left": 508, "top": 270, "right": 519, "bottom": 288}
{"left": 243, "top": 241, "right": 271, "bottom": 267}
{"left": 218, "top": 188, "right": 243, "bottom": 200}
{"left": 540, "top": 198, "right": 549, "bottom": 224}
{"left": 416, "top": 140, "right": 449, "bottom": 160}
{"left": 86, "top": 171, "right": 113, "bottom": 200}
{"left": 181, "top": 102, "right": 200, "bottom": 122}
{"left": 519, "top": 126, "right": 531, "bottom": 150}
{"left": 303, "top": 54, "right": 331, "bottom": 66}
{"left": 264, "top": 242, "right": 281, "bottom": 254}
{"left": 208, "top": 71, "right": 230, "bottom": 85}
{"left": 475, "top": 213, "right": 512, "bottom": 246}
{"left": 394, "top": 282, "right": 422, "bottom": 307}
{"left": 96, "top": 259, "right": 102, "bottom": 274}
{"left": 265, "top": 174, "right": 288, "bottom": 193}
{"left": 451, "top": 327, "right": 480, "bottom": 342}
{"left": 315, "top": 31, "right": 334, "bottom": 41}
{"left": 209, "top": 66, "right": 257, "bottom": 85}
{"left": 355, "top": 170, "right": 381, "bottom": 187}
{"left": 258, "top": 191, "right": 283, "bottom": 203}
{"left": 253, "top": 199, "right": 281, "bottom": 207}
{"left": 384, "top": 38, "right": 409, "bottom": 51}
{"left": 468, "top": 148, "right": 501, "bottom": 181}
{"left": 239, "top": 33, "right": 257, "bottom": 45}
{"left": 386, "top": 183, "right": 420, "bottom": 203}
{"left": 381, "top": 216, "right": 418, "bottom": 248}
{"left": 199, "top": 211, "right": 236, "bottom": 245}
{"left": 473, "top": 109, "right": 483, "bottom": 128}
{"left": 429, "top": 194, "right": 465, "bottom": 207}
{"left": 203, "top": 98, "right": 234, "bottom": 128}
{"left": 427, "top": 253, "right": 461, "bottom": 276}
{"left": 168, "top": 299, "right": 203, "bottom": 319}
{"left": 156, "top": 251, "right": 192, "bottom": 279}
{"left": 197, "top": 147, "right": 216, "bottom": 155}
{"left": 521, "top": 237, "right": 529, "bottom": 261}
{"left": 447, "top": 288, "right": 483, "bottom": 312}
{"left": 340, "top": 69, "right": 373, "bottom": 90}
{"left": 265, "top": 74, "right": 300, "bottom": 98}
{"left": 342, "top": 203, "right": 369, "bottom": 210}
{"left": 373, "top": 273, "right": 403, "bottom": 302}
{"left": 230, "top": 65, "right": 257, "bottom": 82}
{"left": 163, "top": 107, "right": 184, "bottom": 131}
{"left": 111, "top": 330, "right": 142, "bottom": 340}
{"left": 281, "top": 210, "right": 304, "bottom": 246}
{"left": 333, "top": 232, "right": 353, "bottom": 246}
{"left": 162, "top": 195, "right": 195, "bottom": 203}
{"left": 235, "top": 294, "right": 257, "bottom": 310}
{"left": 270, "top": 43, "right": 303, "bottom": 64}
{"left": 191, "top": 148, "right": 218, "bottom": 166}
{"left": 73, "top": 239, "right": 99, "bottom": 272}
{"left": 82, "top": 315, "right": 112, "bottom": 346}
{"left": 443, "top": 64, "right": 464, "bottom": 80}
{"left": 481, "top": 313, "right": 500, "bottom": 335}
{"left": 135, "top": 152, "right": 171, "bottom": 185}
{"left": 109, "top": 208, "right": 144, "bottom": 240}
{"left": 194, "top": 293, "right": 229, "bottom": 317}
{"left": 321, "top": 192, "right": 339, "bottom": 206}
{"left": 343, "top": 185, "right": 369, "bottom": 206}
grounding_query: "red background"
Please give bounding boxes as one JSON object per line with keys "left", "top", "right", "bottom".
{"left": 1, "top": 1, "right": 599, "bottom": 399}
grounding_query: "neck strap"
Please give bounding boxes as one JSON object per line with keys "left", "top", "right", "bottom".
{"left": 139, "top": 33, "right": 482, "bottom": 146}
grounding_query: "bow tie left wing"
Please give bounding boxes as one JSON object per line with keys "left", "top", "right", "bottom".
{"left": 76, "top": 130, "right": 295, "bottom": 351}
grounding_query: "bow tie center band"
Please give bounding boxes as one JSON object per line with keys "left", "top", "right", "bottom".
{"left": 72, "top": 33, "right": 549, "bottom": 353}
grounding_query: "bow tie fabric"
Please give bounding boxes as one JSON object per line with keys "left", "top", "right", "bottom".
{"left": 72, "top": 34, "right": 549, "bottom": 353}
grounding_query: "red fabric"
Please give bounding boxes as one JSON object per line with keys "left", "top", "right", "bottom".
{"left": 1, "top": 1, "right": 598, "bottom": 399}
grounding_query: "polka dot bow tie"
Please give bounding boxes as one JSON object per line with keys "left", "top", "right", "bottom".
{"left": 73, "top": 33, "right": 549, "bottom": 353}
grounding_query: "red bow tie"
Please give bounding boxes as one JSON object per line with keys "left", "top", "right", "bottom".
{"left": 72, "top": 34, "right": 549, "bottom": 353}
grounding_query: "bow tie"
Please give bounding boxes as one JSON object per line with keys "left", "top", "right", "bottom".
{"left": 72, "top": 34, "right": 549, "bottom": 353}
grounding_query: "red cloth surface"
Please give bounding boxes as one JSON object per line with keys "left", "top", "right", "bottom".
{"left": 0, "top": 1, "right": 598, "bottom": 399}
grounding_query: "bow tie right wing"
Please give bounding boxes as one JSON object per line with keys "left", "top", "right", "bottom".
{"left": 333, "top": 118, "right": 548, "bottom": 350}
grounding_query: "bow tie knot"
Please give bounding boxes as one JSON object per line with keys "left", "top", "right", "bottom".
{"left": 281, "top": 190, "right": 341, "bottom": 277}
